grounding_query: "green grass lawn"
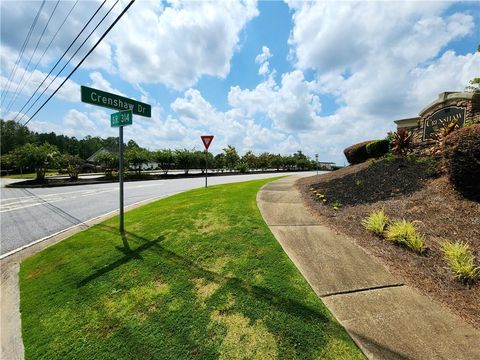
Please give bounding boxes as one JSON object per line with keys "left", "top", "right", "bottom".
{"left": 20, "top": 178, "right": 364, "bottom": 360}
{"left": 4, "top": 171, "right": 59, "bottom": 179}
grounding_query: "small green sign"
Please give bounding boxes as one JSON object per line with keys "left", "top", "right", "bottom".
{"left": 81, "top": 85, "right": 151, "bottom": 117}
{"left": 111, "top": 110, "right": 133, "bottom": 127}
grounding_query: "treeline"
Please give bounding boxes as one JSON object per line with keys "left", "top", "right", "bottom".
{"left": 1, "top": 119, "right": 119, "bottom": 159}
{"left": 0, "top": 119, "right": 320, "bottom": 180}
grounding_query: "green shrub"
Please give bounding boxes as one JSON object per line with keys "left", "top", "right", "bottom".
{"left": 362, "top": 209, "right": 389, "bottom": 235}
{"left": 464, "top": 117, "right": 480, "bottom": 128}
{"left": 343, "top": 140, "right": 373, "bottom": 164}
{"left": 443, "top": 124, "right": 480, "bottom": 200}
{"left": 385, "top": 220, "right": 425, "bottom": 254}
{"left": 441, "top": 241, "right": 480, "bottom": 285}
{"left": 366, "top": 139, "right": 390, "bottom": 158}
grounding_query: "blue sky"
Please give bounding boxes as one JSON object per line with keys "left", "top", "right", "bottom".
{"left": 1, "top": 0, "right": 479, "bottom": 164}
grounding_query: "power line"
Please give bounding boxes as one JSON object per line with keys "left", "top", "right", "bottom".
{"left": 23, "top": 0, "right": 136, "bottom": 127}
{"left": 7, "top": 0, "right": 79, "bottom": 117}
{"left": 5, "top": 0, "right": 61, "bottom": 114}
{"left": 18, "top": 0, "right": 118, "bottom": 124}
{"left": 1, "top": 0, "right": 46, "bottom": 103}
{"left": 13, "top": 0, "right": 107, "bottom": 122}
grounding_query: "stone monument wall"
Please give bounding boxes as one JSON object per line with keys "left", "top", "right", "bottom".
{"left": 405, "top": 92, "right": 480, "bottom": 154}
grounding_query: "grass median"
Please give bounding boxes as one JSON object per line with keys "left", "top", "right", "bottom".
{"left": 20, "top": 178, "right": 364, "bottom": 359}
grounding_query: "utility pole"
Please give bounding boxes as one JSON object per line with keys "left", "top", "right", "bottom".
{"left": 315, "top": 153, "right": 319, "bottom": 175}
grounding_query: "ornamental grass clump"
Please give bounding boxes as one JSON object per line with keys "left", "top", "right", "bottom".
{"left": 385, "top": 219, "right": 425, "bottom": 254}
{"left": 362, "top": 209, "right": 389, "bottom": 235}
{"left": 441, "top": 241, "right": 480, "bottom": 285}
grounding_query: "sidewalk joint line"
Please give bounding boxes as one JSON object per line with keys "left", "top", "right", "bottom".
{"left": 321, "top": 283, "right": 404, "bottom": 298}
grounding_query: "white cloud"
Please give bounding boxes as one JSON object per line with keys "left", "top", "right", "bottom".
{"left": 169, "top": 88, "right": 292, "bottom": 154}
{"left": 283, "top": 1, "right": 479, "bottom": 162}
{"left": 228, "top": 70, "right": 321, "bottom": 131}
{"left": 110, "top": 0, "right": 259, "bottom": 89}
{"left": 63, "top": 109, "right": 96, "bottom": 134}
{"left": 89, "top": 71, "right": 125, "bottom": 96}
{"left": 255, "top": 46, "right": 272, "bottom": 76}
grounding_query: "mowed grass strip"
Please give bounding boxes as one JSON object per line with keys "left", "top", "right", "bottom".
{"left": 20, "top": 178, "right": 364, "bottom": 360}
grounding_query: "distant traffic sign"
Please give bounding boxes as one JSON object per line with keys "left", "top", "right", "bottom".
{"left": 111, "top": 110, "right": 132, "bottom": 127}
{"left": 81, "top": 85, "right": 151, "bottom": 117}
{"left": 201, "top": 135, "right": 214, "bottom": 150}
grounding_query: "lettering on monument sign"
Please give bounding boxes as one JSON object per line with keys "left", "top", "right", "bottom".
{"left": 81, "top": 86, "right": 151, "bottom": 117}
{"left": 423, "top": 106, "right": 465, "bottom": 140}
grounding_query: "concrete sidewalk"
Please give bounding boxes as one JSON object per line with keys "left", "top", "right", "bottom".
{"left": 257, "top": 176, "right": 480, "bottom": 360}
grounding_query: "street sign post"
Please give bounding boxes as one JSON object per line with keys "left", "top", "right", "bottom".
{"left": 201, "top": 135, "right": 214, "bottom": 188}
{"left": 315, "top": 154, "right": 319, "bottom": 175}
{"left": 111, "top": 110, "right": 133, "bottom": 234}
{"left": 81, "top": 86, "right": 151, "bottom": 237}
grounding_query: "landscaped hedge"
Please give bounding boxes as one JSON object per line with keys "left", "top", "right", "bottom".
{"left": 443, "top": 124, "right": 480, "bottom": 200}
{"left": 366, "top": 139, "right": 390, "bottom": 158}
{"left": 343, "top": 141, "right": 373, "bottom": 164}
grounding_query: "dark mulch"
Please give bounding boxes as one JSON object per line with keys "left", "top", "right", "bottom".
{"left": 314, "top": 157, "right": 441, "bottom": 206}
{"left": 298, "top": 158, "right": 480, "bottom": 329}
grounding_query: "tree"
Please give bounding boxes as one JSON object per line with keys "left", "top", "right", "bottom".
{"left": 283, "top": 155, "right": 295, "bottom": 170}
{"left": 465, "top": 45, "right": 479, "bottom": 93}
{"left": 271, "top": 154, "right": 283, "bottom": 171}
{"left": 223, "top": 145, "right": 239, "bottom": 171}
{"left": 125, "top": 147, "right": 151, "bottom": 174}
{"left": 95, "top": 152, "right": 118, "bottom": 178}
{"left": 257, "top": 152, "right": 272, "bottom": 170}
{"left": 153, "top": 149, "right": 175, "bottom": 175}
{"left": 214, "top": 153, "right": 226, "bottom": 172}
{"left": 241, "top": 151, "right": 257, "bottom": 171}
{"left": 0, "top": 153, "right": 16, "bottom": 174}
{"left": 11, "top": 143, "right": 59, "bottom": 180}
{"left": 58, "top": 154, "right": 84, "bottom": 181}
{"left": 0, "top": 119, "right": 33, "bottom": 155}
{"left": 175, "top": 149, "right": 194, "bottom": 174}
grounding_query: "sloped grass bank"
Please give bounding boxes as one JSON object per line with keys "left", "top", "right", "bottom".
{"left": 20, "top": 179, "right": 363, "bottom": 359}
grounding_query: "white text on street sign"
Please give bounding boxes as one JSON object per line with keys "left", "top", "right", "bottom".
{"left": 111, "top": 110, "right": 133, "bottom": 127}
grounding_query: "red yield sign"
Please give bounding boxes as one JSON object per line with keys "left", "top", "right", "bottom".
{"left": 201, "top": 135, "right": 214, "bottom": 150}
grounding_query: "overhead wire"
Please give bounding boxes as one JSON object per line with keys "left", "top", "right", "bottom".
{"left": 23, "top": 0, "right": 136, "bottom": 127}
{"left": 12, "top": 0, "right": 80, "bottom": 110}
{"left": 5, "top": 0, "right": 61, "bottom": 114}
{"left": 18, "top": 0, "right": 118, "bottom": 124}
{"left": 13, "top": 0, "right": 107, "bottom": 122}
{"left": 1, "top": 0, "right": 46, "bottom": 103}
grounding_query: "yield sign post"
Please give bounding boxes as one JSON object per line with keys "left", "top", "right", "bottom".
{"left": 201, "top": 135, "right": 214, "bottom": 188}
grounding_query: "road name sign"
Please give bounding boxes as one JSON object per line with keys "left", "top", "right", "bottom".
{"left": 201, "top": 135, "right": 214, "bottom": 150}
{"left": 81, "top": 85, "right": 151, "bottom": 117}
{"left": 111, "top": 110, "right": 132, "bottom": 127}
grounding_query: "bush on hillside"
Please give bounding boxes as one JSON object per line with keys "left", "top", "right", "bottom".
{"left": 343, "top": 141, "right": 372, "bottom": 164}
{"left": 443, "top": 124, "right": 480, "bottom": 200}
{"left": 366, "top": 139, "right": 390, "bottom": 158}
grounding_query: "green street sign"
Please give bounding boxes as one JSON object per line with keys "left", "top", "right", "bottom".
{"left": 81, "top": 85, "right": 151, "bottom": 117}
{"left": 111, "top": 110, "right": 133, "bottom": 127}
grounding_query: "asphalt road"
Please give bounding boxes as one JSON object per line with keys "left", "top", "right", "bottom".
{"left": 0, "top": 171, "right": 317, "bottom": 257}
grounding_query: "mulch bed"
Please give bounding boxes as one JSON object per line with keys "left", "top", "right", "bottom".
{"left": 297, "top": 158, "right": 480, "bottom": 329}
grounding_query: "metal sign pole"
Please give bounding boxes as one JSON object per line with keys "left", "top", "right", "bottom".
{"left": 119, "top": 125, "right": 124, "bottom": 233}
{"left": 315, "top": 154, "right": 319, "bottom": 175}
{"left": 205, "top": 150, "right": 208, "bottom": 188}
